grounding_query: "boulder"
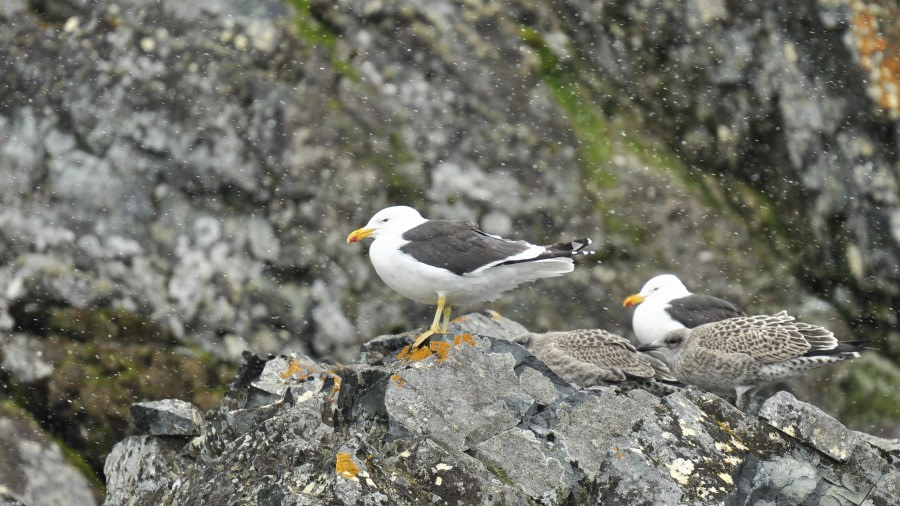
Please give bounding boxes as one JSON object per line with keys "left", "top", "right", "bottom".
{"left": 104, "top": 315, "right": 899, "bottom": 504}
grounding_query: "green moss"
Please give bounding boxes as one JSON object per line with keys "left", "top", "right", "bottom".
{"left": 47, "top": 307, "right": 176, "bottom": 344}
{"left": 5, "top": 331, "right": 234, "bottom": 481}
{"left": 520, "top": 27, "right": 615, "bottom": 189}
{"left": 483, "top": 462, "right": 515, "bottom": 486}
{"left": 290, "top": 0, "right": 338, "bottom": 50}
{"left": 288, "top": 0, "right": 358, "bottom": 80}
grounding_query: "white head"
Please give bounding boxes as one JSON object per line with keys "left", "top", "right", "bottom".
{"left": 347, "top": 206, "right": 428, "bottom": 243}
{"left": 623, "top": 274, "right": 691, "bottom": 308}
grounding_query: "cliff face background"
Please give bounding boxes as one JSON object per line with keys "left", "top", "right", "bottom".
{"left": 0, "top": 0, "right": 897, "bottom": 501}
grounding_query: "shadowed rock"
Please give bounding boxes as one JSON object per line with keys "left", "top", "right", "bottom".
{"left": 130, "top": 400, "right": 204, "bottom": 437}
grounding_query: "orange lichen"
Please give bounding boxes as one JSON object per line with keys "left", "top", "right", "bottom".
{"left": 329, "top": 375, "right": 342, "bottom": 398}
{"left": 397, "top": 333, "right": 474, "bottom": 363}
{"left": 335, "top": 452, "right": 359, "bottom": 479}
{"left": 398, "top": 344, "right": 434, "bottom": 362}
{"left": 450, "top": 315, "right": 468, "bottom": 323}
{"left": 849, "top": 0, "right": 899, "bottom": 116}
{"left": 431, "top": 341, "right": 452, "bottom": 363}
{"left": 280, "top": 359, "right": 314, "bottom": 380}
{"left": 391, "top": 374, "right": 406, "bottom": 388}
{"left": 453, "top": 333, "right": 476, "bottom": 347}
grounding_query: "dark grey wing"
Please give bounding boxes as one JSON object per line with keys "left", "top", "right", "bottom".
{"left": 400, "top": 220, "right": 531, "bottom": 276}
{"left": 666, "top": 294, "right": 745, "bottom": 328}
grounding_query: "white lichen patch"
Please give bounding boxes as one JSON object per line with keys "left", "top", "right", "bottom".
{"left": 661, "top": 431, "right": 674, "bottom": 440}
{"left": 829, "top": 446, "right": 849, "bottom": 460}
{"left": 781, "top": 425, "right": 797, "bottom": 438}
{"left": 435, "top": 476, "right": 443, "bottom": 486}
{"left": 679, "top": 419, "right": 698, "bottom": 437}
{"left": 668, "top": 458, "right": 695, "bottom": 485}
{"left": 302, "top": 482, "right": 315, "bottom": 494}
{"left": 731, "top": 437, "right": 748, "bottom": 451}
{"left": 399, "top": 450, "right": 412, "bottom": 458}
{"left": 718, "top": 472, "right": 734, "bottom": 484}
{"left": 723, "top": 455, "right": 742, "bottom": 467}
{"left": 295, "top": 390, "right": 315, "bottom": 403}
{"left": 714, "top": 442, "right": 733, "bottom": 453}
{"left": 434, "top": 463, "right": 453, "bottom": 472}
{"left": 695, "top": 485, "right": 717, "bottom": 500}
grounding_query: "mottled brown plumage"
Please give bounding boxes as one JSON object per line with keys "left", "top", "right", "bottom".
{"left": 639, "top": 312, "right": 861, "bottom": 409}
{"left": 514, "top": 329, "right": 681, "bottom": 395}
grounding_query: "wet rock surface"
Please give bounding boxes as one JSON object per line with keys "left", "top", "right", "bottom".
{"left": 104, "top": 314, "right": 899, "bottom": 505}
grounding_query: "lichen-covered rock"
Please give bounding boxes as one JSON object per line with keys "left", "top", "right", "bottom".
{"left": 759, "top": 391, "right": 857, "bottom": 462}
{"left": 104, "top": 315, "right": 899, "bottom": 504}
{"left": 102, "top": 436, "right": 183, "bottom": 506}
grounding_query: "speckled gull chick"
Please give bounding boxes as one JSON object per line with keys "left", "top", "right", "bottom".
{"left": 623, "top": 274, "right": 745, "bottom": 346}
{"left": 638, "top": 312, "right": 862, "bottom": 409}
{"left": 347, "top": 206, "right": 593, "bottom": 348}
{"left": 514, "top": 329, "right": 681, "bottom": 395}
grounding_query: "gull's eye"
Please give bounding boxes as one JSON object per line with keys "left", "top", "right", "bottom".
{"left": 381, "top": 218, "right": 389, "bottom": 223}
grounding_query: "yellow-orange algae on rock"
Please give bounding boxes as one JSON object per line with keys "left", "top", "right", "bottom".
{"left": 431, "top": 341, "right": 452, "bottom": 363}
{"left": 398, "top": 344, "right": 434, "bottom": 362}
{"left": 453, "top": 333, "right": 476, "bottom": 347}
{"left": 336, "top": 452, "right": 359, "bottom": 479}
{"left": 280, "top": 359, "right": 313, "bottom": 380}
{"left": 390, "top": 374, "right": 406, "bottom": 388}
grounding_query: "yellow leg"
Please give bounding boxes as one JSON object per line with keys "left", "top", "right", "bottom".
{"left": 440, "top": 304, "right": 452, "bottom": 333}
{"left": 412, "top": 295, "right": 446, "bottom": 348}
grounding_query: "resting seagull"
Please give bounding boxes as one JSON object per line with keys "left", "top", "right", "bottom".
{"left": 638, "top": 312, "right": 862, "bottom": 409}
{"left": 623, "top": 274, "right": 745, "bottom": 346}
{"left": 514, "top": 329, "right": 681, "bottom": 395}
{"left": 347, "top": 206, "right": 592, "bottom": 348}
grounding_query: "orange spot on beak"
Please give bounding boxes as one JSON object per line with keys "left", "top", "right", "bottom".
{"left": 347, "top": 227, "right": 374, "bottom": 244}
{"left": 623, "top": 294, "right": 645, "bottom": 308}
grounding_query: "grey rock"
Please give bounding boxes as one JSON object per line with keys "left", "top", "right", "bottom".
{"left": 473, "top": 427, "right": 570, "bottom": 502}
{"left": 0, "top": 334, "right": 53, "bottom": 383}
{"left": 0, "top": 405, "right": 98, "bottom": 506}
{"left": 102, "top": 436, "right": 182, "bottom": 506}
{"left": 759, "top": 391, "right": 856, "bottom": 462}
{"left": 104, "top": 314, "right": 897, "bottom": 504}
{"left": 130, "top": 399, "right": 203, "bottom": 436}
{"left": 383, "top": 336, "right": 533, "bottom": 450}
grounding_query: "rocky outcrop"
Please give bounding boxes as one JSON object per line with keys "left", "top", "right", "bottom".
{"left": 104, "top": 314, "right": 899, "bottom": 505}
{"left": 1, "top": 0, "right": 897, "bottom": 499}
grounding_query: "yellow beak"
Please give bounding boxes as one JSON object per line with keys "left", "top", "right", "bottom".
{"left": 347, "top": 227, "right": 374, "bottom": 244}
{"left": 623, "top": 294, "right": 645, "bottom": 308}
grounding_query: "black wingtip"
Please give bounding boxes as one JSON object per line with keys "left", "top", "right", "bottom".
{"left": 803, "top": 340, "right": 867, "bottom": 357}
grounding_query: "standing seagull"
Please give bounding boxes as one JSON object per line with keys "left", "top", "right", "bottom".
{"left": 638, "top": 312, "right": 862, "bottom": 409}
{"left": 347, "top": 206, "right": 592, "bottom": 348}
{"left": 514, "top": 329, "right": 681, "bottom": 395}
{"left": 623, "top": 274, "right": 745, "bottom": 346}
